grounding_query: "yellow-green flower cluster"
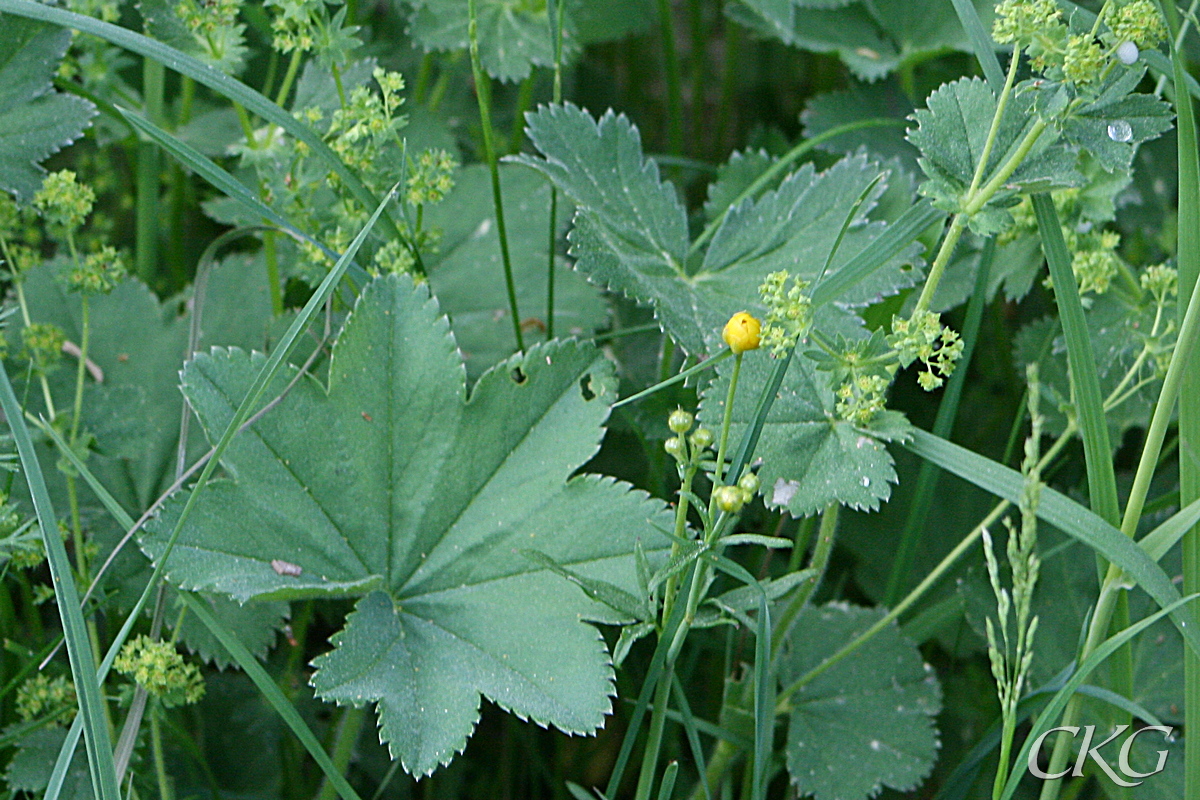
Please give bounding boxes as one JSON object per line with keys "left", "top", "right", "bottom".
{"left": 66, "top": 245, "right": 126, "bottom": 295}
{"left": 407, "top": 149, "right": 457, "bottom": 207}
{"left": 836, "top": 372, "right": 890, "bottom": 426}
{"left": 1063, "top": 34, "right": 1106, "bottom": 85}
{"left": 992, "top": 0, "right": 1062, "bottom": 46}
{"left": 373, "top": 238, "right": 416, "bottom": 276}
{"left": 758, "top": 270, "right": 812, "bottom": 356}
{"left": 1103, "top": 0, "right": 1168, "bottom": 49}
{"left": 115, "top": 635, "right": 205, "bottom": 707}
{"left": 16, "top": 673, "right": 76, "bottom": 723}
{"left": 266, "top": 0, "right": 321, "bottom": 53}
{"left": 327, "top": 84, "right": 405, "bottom": 174}
{"left": 176, "top": 0, "right": 247, "bottom": 68}
{"left": 22, "top": 323, "right": 66, "bottom": 374}
{"left": 34, "top": 171, "right": 94, "bottom": 232}
{"left": 1069, "top": 229, "right": 1121, "bottom": 295}
{"left": 888, "top": 310, "right": 964, "bottom": 391}
{"left": 1140, "top": 263, "right": 1177, "bottom": 301}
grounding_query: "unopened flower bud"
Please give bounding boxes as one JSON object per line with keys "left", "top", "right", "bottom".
{"left": 668, "top": 408, "right": 694, "bottom": 434}
{"left": 689, "top": 427, "right": 714, "bottom": 450}
{"left": 664, "top": 436, "right": 687, "bottom": 461}
{"left": 714, "top": 485, "right": 745, "bottom": 513}
{"left": 722, "top": 312, "right": 761, "bottom": 354}
{"left": 738, "top": 472, "right": 760, "bottom": 496}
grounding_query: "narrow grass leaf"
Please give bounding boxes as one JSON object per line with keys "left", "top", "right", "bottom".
{"left": 670, "top": 674, "right": 711, "bottom": 800}
{"left": 0, "top": 366, "right": 120, "bottom": 800}
{"left": 947, "top": 0, "right": 1005, "bottom": 91}
{"left": 905, "top": 429, "right": 1200, "bottom": 658}
{"left": 1032, "top": 193, "right": 1120, "bottom": 527}
{"left": 179, "top": 593, "right": 365, "bottom": 800}
{"left": 999, "top": 594, "right": 1200, "bottom": 800}
{"left": 1140, "top": 497, "right": 1200, "bottom": 561}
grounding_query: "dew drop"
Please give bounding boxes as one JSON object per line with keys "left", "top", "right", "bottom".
{"left": 1108, "top": 120, "right": 1133, "bottom": 142}
{"left": 860, "top": 475, "right": 871, "bottom": 488}
{"left": 1116, "top": 41, "right": 1139, "bottom": 65}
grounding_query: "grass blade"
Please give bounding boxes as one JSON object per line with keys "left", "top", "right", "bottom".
{"left": 905, "top": 429, "right": 1200, "bottom": 659}
{"left": 116, "top": 107, "right": 337, "bottom": 263}
{"left": 1161, "top": 1, "right": 1200, "bottom": 793}
{"left": 998, "top": 594, "right": 1200, "bottom": 800}
{"left": 0, "top": 0, "right": 403, "bottom": 245}
{"left": 1032, "top": 193, "right": 1120, "bottom": 527}
{"left": 180, "top": 593, "right": 365, "bottom": 800}
{"left": 0, "top": 367, "right": 120, "bottom": 800}
{"left": 808, "top": 200, "right": 945, "bottom": 307}
{"left": 1140, "top": 496, "right": 1200, "bottom": 561}
{"left": 669, "top": 674, "right": 711, "bottom": 800}
{"left": 948, "top": 0, "right": 1006, "bottom": 90}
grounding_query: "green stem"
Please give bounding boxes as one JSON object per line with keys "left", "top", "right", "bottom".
{"left": 263, "top": 231, "right": 284, "bottom": 316}
{"left": 150, "top": 702, "right": 172, "bottom": 800}
{"left": 11, "top": 277, "right": 57, "bottom": 420}
{"left": 545, "top": 0, "right": 564, "bottom": 341}
{"left": 316, "top": 706, "right": 367, "bottom": 800}
{"left": 137, "top": 57, "right": 164, "bottom": 283}
{"left": 613, "top": 349, "right": 732, "bottom": 409}
{"left": 968, "top": 47, "right": 1022, "bottom": 198}
{"left": 656, "top": 0, "right": 684, "bottom": 156}
{"left": 469, "top": 0, "right": 524, "bottom": 353}
{"left": 712, "top": 353, "right": 742, "bottom": 488}
{"left": 634, "top": 662, "right": 675, "bottom": 800}
{"left": 912, "top": 213, "right": 968, "bottom": 314}
{"left": 772, "top": 503, "right": 838, "bottom": 656}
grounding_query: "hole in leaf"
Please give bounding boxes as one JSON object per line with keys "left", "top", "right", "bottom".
{"left": 580, "top": 375, "right": 596, "bottom": 401}
{"left": 511, "top": 367, "right": 527, "bottom": 384}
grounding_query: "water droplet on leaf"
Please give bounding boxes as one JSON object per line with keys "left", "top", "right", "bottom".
{"left": 1108, "top": 120, "right": 1133, "bottom": 142}
{"left": 1116, "top": 41, "right": 1139, "bottom": 65}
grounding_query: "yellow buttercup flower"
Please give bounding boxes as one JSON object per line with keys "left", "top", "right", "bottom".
{"left": 722, "top": 312, "right": 761, "bottom": 354}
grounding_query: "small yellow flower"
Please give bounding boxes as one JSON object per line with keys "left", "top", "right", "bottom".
{"left": 722, "top": 312, "right": 761, "bottom": 354}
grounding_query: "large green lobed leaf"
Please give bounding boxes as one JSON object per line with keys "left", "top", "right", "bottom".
{"left": 142, "top": 275, "right": 673, "bottom": 775}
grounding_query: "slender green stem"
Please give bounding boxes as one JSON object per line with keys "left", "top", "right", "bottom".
{"left": 712, "top": 353, "right": 742, "bottom": 488}
{"left": 137, "top": 57, "right": 164, "bottom": 283}
{"left": 912, "top": 214, "right": 968, "bottom": 314}
{"left": 545, "top": 0, "right": 565, "bottom": 340}
{"left": 656, "top": 0, "right": 684, "bottom": 156}
{"left": 10, "top": 277, "right": 57, "bottom": 420}
{"left": 634, "top": 662, "right": 676, "bottom": 800}
{"left": 968, "top": 47, "right": 1022, "bottom": 198}
{"left": 316, "top": 706, "right": 367, "bottom": 800}
{"left": 614, "top": 350, "right": 732, "bottom": 409}
{"left": 772, "top": 504, "right": 839, "bottom": 657}
{"left": 469, "top": 0, "right": 524, "bottom": 353}
{"left": 150, "top": 703, "right": 172, "bottom": 800}
{"left": 263, "top": 232, "right": 284, "bottom": 316}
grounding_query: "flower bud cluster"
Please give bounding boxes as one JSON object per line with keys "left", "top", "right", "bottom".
{"left": 663, "top": 407, "right": 714, "bottom": 468}
{"left": 34, "top": 171, "right": 94, "bottom": 233}
{"left": 115, "top": 635, "right": 206, "bottom": 707}
{"left": 888, "top": 310, "right": 964, "bottom": 391}
{"left": 993, "top": 0, "right": 1166, "bottom": 88}
{"left": 66, "top": 245, "right": 126, "bottom": 296}
{"left": 16, "top": 673, "right": 76, "bottom": 723}
{"left": 714, "top": 472, "right": 760, "bottom": 514}
{"left": 758, "top": 270, "right": 812, "bottom": 356}
{"left": 407, "top": 149, "right": 457, "bottom": 207}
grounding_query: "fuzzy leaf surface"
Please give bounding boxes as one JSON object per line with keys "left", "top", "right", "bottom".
{"left": 142, "top": 276, "right": 672, "bottom": 776}
{"left": 907, "top": 77, "right": 1080, "bottom": 232}
{"left": 782, "top": 603, "right": 942, "bottom": 800}
{"left": 0, "top": 17, "right": 96, "bottom": 199}
{"left": 699, "top": 349, "right": 911, "bottom": 517}
{"left": 515, "top": 104, "right": 923, "bottom": 355}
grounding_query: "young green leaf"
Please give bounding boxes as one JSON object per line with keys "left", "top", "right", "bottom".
{"left": 0, "top": 18, "right": 95, "bottom": 199}
{"left": 781, "top": 603, "right": 942, "bottom": 800}
{"left": 142, "top": 275, "right": 673, "bottom": 776}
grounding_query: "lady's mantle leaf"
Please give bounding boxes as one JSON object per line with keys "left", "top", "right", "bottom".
{"left": 907, "top": 77, "right": 1080, "bottom": 233}
{"left": 142, "top": 275, "right": 673, "bottom": 776}
{"left": 699, "top": 350, "right": 911, "bottom": 517}
{"left": 515, "top": 104, "right": 922, "bottom": 355}
{"left": 0, "top": 17, "right": 96, "bottom": 199}
{"left": 782, "top": 603, "right": 942, "bottom": 800}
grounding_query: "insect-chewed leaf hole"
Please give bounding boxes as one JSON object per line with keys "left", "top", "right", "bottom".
{"left": 579, "top": 374, "right": 596, "bottom": 401}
